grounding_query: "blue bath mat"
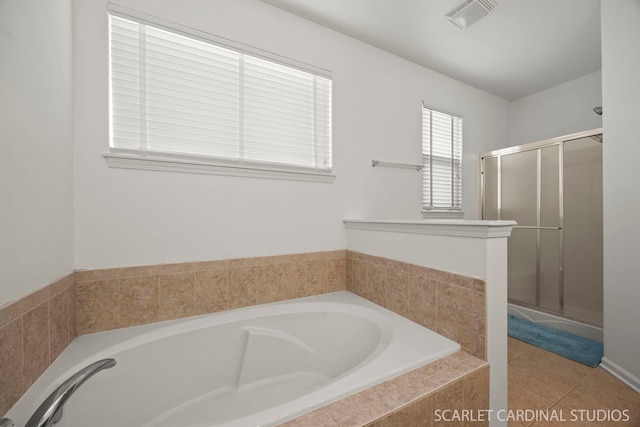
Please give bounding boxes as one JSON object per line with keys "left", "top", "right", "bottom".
{"left": 508, "top": 315, "right": 603, "bottom": 367}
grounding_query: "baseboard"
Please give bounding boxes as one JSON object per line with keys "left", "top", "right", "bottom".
{"left": 600, "top": 357, "right": 640, "bottom": 393}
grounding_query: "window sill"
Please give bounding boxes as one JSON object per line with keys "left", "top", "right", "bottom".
{"left": 103, "top": 153, "right": 336, "bottom": 183}
{"left": 422, "top": 210, "right": 465, "bottom": 220}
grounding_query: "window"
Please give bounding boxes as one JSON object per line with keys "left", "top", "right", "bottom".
{"left": 421, "top": 106, "right": 463, "bottom": 215}
{"left": 106, "top": 6, "right": 333, "bottom": 182}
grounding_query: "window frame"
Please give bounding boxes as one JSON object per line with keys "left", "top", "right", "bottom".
{"left": 421, "top": 105, "right": 464, "bottom": 218}
{"left": 105, "top": 5, "right": 335, "bottom": 183}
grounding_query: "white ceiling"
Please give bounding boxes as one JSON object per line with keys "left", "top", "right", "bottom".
{"left": 260, "top": 0, "right": 602, "bottom": 101}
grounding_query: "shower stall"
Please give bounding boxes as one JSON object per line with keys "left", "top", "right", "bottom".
{"left": 480, "top": 129, "right": 603, "bottom": 340}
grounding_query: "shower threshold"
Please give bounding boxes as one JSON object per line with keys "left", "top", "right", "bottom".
{"left": 508, "top": 303, "right": 603, "bottom": 343}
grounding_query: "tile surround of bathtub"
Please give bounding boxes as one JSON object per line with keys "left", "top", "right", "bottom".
{"left": 346, "top": 251, "right": 487, "bottom": 360}
{"left": 0, "top": 273, "right": 76, "bottom": 416}
{"left": 281, "top": 351, "right": 489, "bottom": 427}
{"left": 2, "top": 248, "right": 486, "bottom": 420}
{"left": 75, "top": 250, "right": 347, "bottom": 335}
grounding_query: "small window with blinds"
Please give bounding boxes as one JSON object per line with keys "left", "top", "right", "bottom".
{"left": 106, "top": 8, "right": 333, "bottom": 182}
{"left": 421, "top": 106, "right": 463, "bottom": 215}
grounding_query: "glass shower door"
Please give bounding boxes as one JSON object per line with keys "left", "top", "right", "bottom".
{"left": 563, "top": 137, "right": 603, "bottom": 325}
{"left": 500, "top": 146, "right": 562, "bottom": 312}
{"left": 481, "top": 135, "right": 603, "bottom": 326}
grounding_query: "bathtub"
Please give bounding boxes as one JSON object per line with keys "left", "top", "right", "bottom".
{"left": 7, "top": 291, "right": 460, "bottom": 427}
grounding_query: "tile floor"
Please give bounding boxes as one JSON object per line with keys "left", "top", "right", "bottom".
{"left": 508, "top": 337, "right": 640, "bottom": 426}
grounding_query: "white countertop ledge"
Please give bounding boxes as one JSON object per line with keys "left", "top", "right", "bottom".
{"left": 343, "top": 219, "right": 517, "bottom": 238}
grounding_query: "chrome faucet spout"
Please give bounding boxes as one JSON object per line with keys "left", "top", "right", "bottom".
{"left": 25, "top": 358, "right": 116, "bottom": 427}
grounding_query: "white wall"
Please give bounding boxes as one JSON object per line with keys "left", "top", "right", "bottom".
{"left": 509, "top": 71, "right": 603, "bottom": 147}
{"left": 601, "top": 0, "right": 640, "bottom": 390}
{"left": 0, "top": 0, "right": 74, "bottom": 307}
{"left": 73, "top": 0, "right": 510, "bottom": 269}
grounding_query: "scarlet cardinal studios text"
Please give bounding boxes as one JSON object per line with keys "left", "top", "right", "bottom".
{"left": 433, "top": 408, "right": 630, "bottom": 423}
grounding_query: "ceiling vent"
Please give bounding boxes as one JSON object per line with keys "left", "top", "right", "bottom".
{"left": 445, "top": 0, "right": 499, "bottom": 29}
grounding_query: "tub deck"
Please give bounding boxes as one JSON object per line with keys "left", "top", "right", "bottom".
{"left": 281, "top": 350, "right": 489, "bottom": 426}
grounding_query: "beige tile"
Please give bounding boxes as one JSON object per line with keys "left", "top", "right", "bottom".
{"left": 76, "top": 279, "right": 119, "bottom": 334}
{"left": 442, "top": 271, "right": 474, "bottom": 290}
{"left": 441, "top": 351, "right": 475, "bottom": 369}
{"left": 49, "top": 290, "right": 69, "bottom": 362}
{"left": 0, "top": 318, "right": 24, "bottom": 416}
{"left": 558, "top": 381, "right": 640, "bottom": 425}
{"left": 508, "top": 346, "right": 593, "bottom": 401}
{"left": 368, "top": 263, "right": 387, "bottom": 307}
{"left": 380, "top": 382, "right": 427, "bottom": 408}
{"left": 154, "top": 262, "right": 195, "bottom": 275}
{"left": 386, "top": 268, "right": 409, "bottom": 316}
{"left": 433, "top": 379, "right": 464, "bottom": 427}
{"left": 472, "top": 291, "right": 486, "bottom": 335}
{"left": 49, "top": 272, "right": 74, "bottom": 296}
{"left": 464, "top": 367, "right": 490, "bottom": 416}
{"left": 328, "top": 258, "right": 347, "bottom": 292}
{"left": 75, "top": 267, "right": 118, "bottom": 281}
{"left": 508, "top": 337, "right": 536, "bottom": 361}
{"left": 326, "top": 392, "right": 375, "bottom": 420}
{"left": 334, "top": 399, "right": 395, "bottom": 427}
{"left": 23, "top": 303, "right": 49, "bottom": 388}
{"left": 158, "top": 272, "right": 196, "bottom": 321}
{"left": 228, "top": 256, "right": 260, "bottom": 269}
{"left": 471, "top": 332, "right": 487, "bottom": 360}
{"left": 452, "top": 352, "right": 488, "bottom": 372}
{"left": 579, "top": 368, "right": 640, "bottom": 410}
{"left": 21, "top": 287, "right": 49, "bottom": 313}
{"left": 255, "top": 264, "right": 283, "bottom": 304}
{"left": 305, "top": 259, "right": 329, "bottom": 296}
{"left": 117, "top": 264, "right": 160, "bottom": 278}
{"left": 436, "top": 282, "right": 474, "bottom": 352}
{"left": 366, "top": 253, "right": 388, "bottom": 268}
{"left": 195, "top": 269, "right": 228, "bottom": 314}
{"left": 407, "top": 275, "right": 437, "bottom": 330}
{"left": 528, "top": 404, "right": 607, "bottom": 427}
{"left": 281, "top": 262, "right": 307, "bottom": 300}
{"left": 362, "top": 380, "right": 404, "bottom": 404}
{"left": 379, "top": 395, "right": 433, "bottom": 427}
{"left": 386, "top": 259, "right": 407, "bottom": 273}
{"left": 0, "top": 299, "right": 22, "bottom": 328}
{"left": 473, "top": 279, "right": 486, "bottom": 293}
{"left": 311, "top": 249, "right": 346, "bottom": 261}
{"left": 118, "top": 276, "right": 159, "bottom": 327}
{"left": 68, "top": 282, "right": 77, "bottom": 340}
{"left": 228, "top": 267, "right": 256, "bottom": 309}
{"left": 422, "top": 267, "right": 446, "bottom": 282}
{"left": 348, "top": 259, "right": 368, "bottom": 297}
{"left": 508, "top": 381, "right": 555, "bottom": 417}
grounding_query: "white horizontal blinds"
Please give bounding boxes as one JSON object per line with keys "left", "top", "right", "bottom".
{"left": 109, "top": 15, "right": 141, "bottom": 151}
{"left": 108, "top": 12, "right": 332, "bottom": 172}
{"left": 314, "top": 76, "right": 333, "bottom": 169}
{"left": 110, "top": 15, "right": 240, "bottom": 158}
{"left": 244, "top": 56, "right": 332, "bottom": 169}
{"left": 144, "top": 26, "right": 240, "bottom": 158}
{"left": 422, "top": 107, "right": 463, "bottom": 210}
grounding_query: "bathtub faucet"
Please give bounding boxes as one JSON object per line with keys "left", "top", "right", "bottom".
{"left": 25, "top": 358, "right": 116, "bottom": 427}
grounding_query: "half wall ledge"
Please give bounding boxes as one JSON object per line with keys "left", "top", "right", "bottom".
{"left": 343, "top": 218, "right": 516, "bottom": 238}
{"left": 343, "top": 218, "right": 515, "bottom": 427}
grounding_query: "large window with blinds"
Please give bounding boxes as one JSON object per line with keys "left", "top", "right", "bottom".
{"left": 421, "top": 106, "right": 463, "bottom": 214}
{"left": 106, "top": 7, "right": 333, "bottom": 182}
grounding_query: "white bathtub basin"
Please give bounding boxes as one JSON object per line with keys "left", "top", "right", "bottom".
{"left": 7, "top": 291, "right": 460, "bottom": 427}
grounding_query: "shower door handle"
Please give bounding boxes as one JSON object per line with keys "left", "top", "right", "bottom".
{"left": 512, "top": 226, "right": 562, "bottom": 230}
